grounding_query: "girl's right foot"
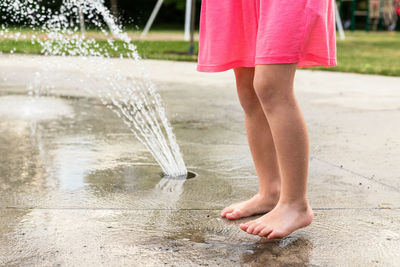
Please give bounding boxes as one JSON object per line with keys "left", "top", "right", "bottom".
{"left": 239, "top": 200, "right": 314, "bottom": 239}
{"left": 221, "top": 191, "right": 279, "bottom": 220}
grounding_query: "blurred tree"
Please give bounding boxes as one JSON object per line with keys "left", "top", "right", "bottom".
{"left": 111, "top": 0, "right": 200, "bottom": 29}
{"left": 164, "top": 0, "right": 186, "bottom": 10}
{"left": 110, "top": 0, "right": 119, "bottom": 19}
{"left": 0, "top": 0, "right": 200, "bottom": 30}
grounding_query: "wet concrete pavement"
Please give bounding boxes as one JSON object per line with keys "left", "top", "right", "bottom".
{"left": 0, "top": 55, "right": 399, "bottom": 266}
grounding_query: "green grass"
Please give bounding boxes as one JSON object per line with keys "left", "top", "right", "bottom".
{"left": 134, "top": 40, "right": 198, "bottom": 61}
{"left": 309, "top": 31, "right": 400, "bottom": 76}
{"left": 1, "top": 31, "right": 400, "bottom": 76}
{"left": 0, "top": 39, "right": 198, "bottom": 61}
{"left": 0, "top": 39, "right": 43, "bottom": 54}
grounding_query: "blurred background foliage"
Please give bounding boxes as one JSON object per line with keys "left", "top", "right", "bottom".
{"left": 0, "top": 0, "right": 200, "bottom": 30}
{"left": 105, "top": 0, "right": 200, "bottom": 29}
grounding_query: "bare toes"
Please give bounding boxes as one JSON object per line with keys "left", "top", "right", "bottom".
{"left": 252, "top": 225, "right": 264, "bottom": 235}
{"left": 258, "top": 228, "right": 273, "bottom": 237}
{"left": 221, "top": 207, "right": 234, "bottom": 217}
{"left": 246, "top": 223, "right": 258, "bottom": 234}
{"left": 226, "top": 210, "right": 242, "bottom": 220}
{"left": 239, "top": 223, "right": 249, "bottom": 231}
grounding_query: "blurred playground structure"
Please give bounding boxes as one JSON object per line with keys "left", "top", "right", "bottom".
{"left": 337, "top": 0, "right": 400, "bottom": 31}
{"left": 138, "top": 0, "right": 400, "bottom": 37}
{"left": 136, "top": 0, "right": 399, "bottom": 45}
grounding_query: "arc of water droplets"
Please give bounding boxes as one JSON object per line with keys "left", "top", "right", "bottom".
{"left": 81, "top": 0, "right": 187, "bottom": 176}
{"left": 0, "top": 0, "right": 187, "bottom": 177}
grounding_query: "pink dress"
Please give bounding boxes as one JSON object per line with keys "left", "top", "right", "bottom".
{"left": 197, "top": 0, "right": 337, "bottom": 72}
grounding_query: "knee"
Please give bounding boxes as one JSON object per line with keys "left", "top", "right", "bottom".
{"left": 253, "top": 77, "right": 292, "bottom": 112}
{"left": 236, "top": 84, "right": 263, "bottom": 115}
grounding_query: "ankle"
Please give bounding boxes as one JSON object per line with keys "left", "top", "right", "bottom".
{"left": 277, "top": 197, "right": 311, "bottom": 211}
{"left": 257, "top": 186, "right": 280, "bottom": 201}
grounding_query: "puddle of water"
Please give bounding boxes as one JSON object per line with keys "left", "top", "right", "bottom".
{"left": 52, "top": 136, "right": 96, "bottom": 190}
{"left": 1, "top": 91, "right": 399, "bottom": 266}
{"left": 0, "top": 95, "right": 74, "bottom": 121}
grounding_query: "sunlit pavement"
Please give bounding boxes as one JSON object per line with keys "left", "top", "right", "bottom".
{"left": 0, "top": 55, "right": 399, "bottom": 266}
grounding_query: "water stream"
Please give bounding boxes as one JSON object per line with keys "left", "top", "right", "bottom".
{"left": 0, "top": 0, "right": 188, "bottom": 177}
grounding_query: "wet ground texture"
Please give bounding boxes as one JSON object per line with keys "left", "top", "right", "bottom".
{"left": 0, "top": 55, "right": 400, "bottom": 266}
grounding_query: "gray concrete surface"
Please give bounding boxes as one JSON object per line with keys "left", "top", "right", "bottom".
{"left": 0, "top": 55, "right": 399, "bottom": 266}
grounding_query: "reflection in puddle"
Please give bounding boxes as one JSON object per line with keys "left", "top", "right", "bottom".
{"left": 52, "top": 135, "right": 164, "bottom": 191}
{"left": 240, "top": 235, "right": 313, "bottom": 265}
{"left": 52, "top": 137, "right": 96, "bottom": 190}
{"left": 0, "top": 95, "right": 73, "bottom": 121}
{"left": 155, "top": 176, "right": 186, "bottom": 194}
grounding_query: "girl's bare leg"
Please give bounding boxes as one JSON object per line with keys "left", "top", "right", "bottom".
{"left": 221, "top": 67, "right": 281, "bottom": 220}
{"left": 239, "top": 64, "right": 313, "bottom": 239}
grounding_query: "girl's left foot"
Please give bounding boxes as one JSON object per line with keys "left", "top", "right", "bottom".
{"left": 239, "top": 201, "right": 313, "bottom": 239}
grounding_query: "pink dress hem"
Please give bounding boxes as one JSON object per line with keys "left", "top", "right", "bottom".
{"left": 197, "top": 55, "right": 337, "bottom": 73}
